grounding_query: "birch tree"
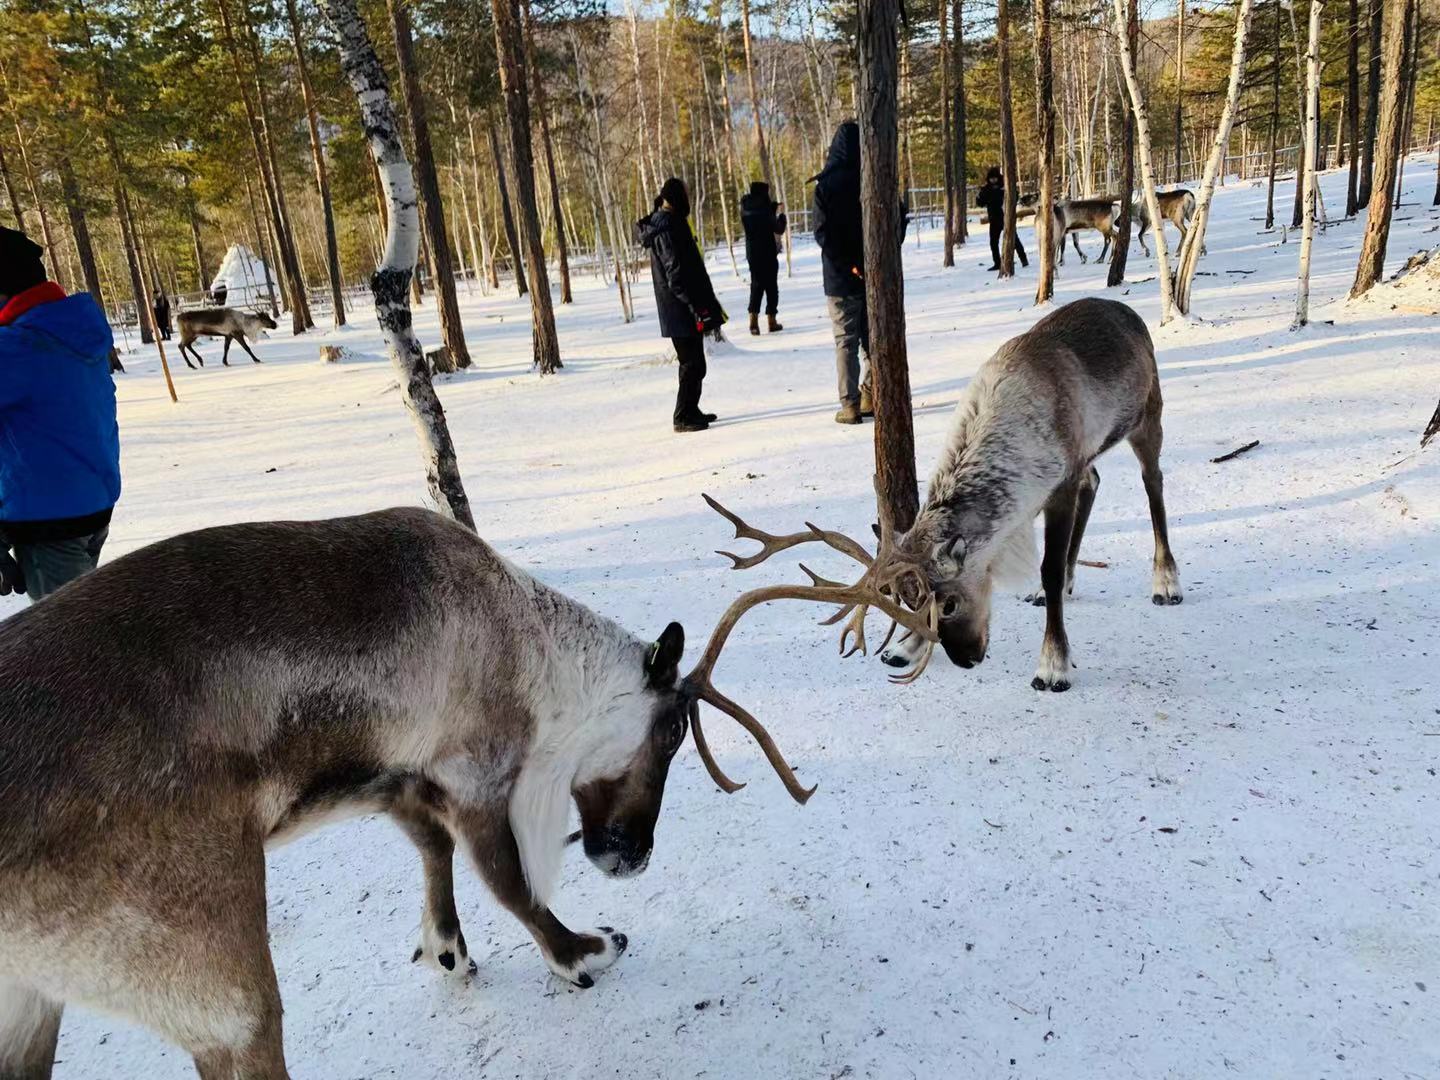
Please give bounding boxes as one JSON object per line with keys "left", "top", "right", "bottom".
{"left": 1171, "top": 0, "right": 1256, "bottom": 317}
{"left": 318, "top": 0, "right": 474, "bottom": 530}
{"left": 1112, "top": 0, "right": 1175, "bottom": 319}
{"left": 1295, "top": 0, "right": 1323, "bottom": 326}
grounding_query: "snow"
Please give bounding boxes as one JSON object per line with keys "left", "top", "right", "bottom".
{"left": 32, "top": 160, "right": 1440, "bottom": 1078}
{"left": 208, "top": 243, "right": 277, "bottom": 307}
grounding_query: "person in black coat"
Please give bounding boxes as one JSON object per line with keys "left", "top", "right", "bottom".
{"left": 739, "top": 180, "right": 786, "bottom": 335}
{"left": 812, "top": 120, "right": 908, "bottom": 425}
{"left": 152, "top": 288, "right": 172, "bottom": 340}
{"left": 976, "top": 165, "right": 1028, "bottom": 272}
{"left": 635, "top": 177, "right": 725, "bottom": 433}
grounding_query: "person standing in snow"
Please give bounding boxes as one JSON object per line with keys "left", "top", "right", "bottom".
{"left": 152, "top": 288, "right": 172, "bottom": 340}
{"left": 0, "top": 226, "right": 121, "bottom": 602}
{"left": 976, "top": 165, "right": 1028, "bottom": 273}
{"left": 812, "top": 120, "right": 908, "bottom": 426}
{"left": 740, "top": 180, "right": 786, "bottom": 335}
{"left": 636, "top": 177, "right": 725, "bottom": 434}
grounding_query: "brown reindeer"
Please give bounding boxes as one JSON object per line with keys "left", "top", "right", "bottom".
{"left": 1021, "top": 194, "right": 1123, "bottom": 266}
{"left": 0, "top": 505, "right": 933, "bottom": 1077}
{"left": 880, "top": 297, "right": 1183, "bottom": 691}
{"left": 1133, "top": 189, "right": 1205, "bottom": 257}
{"left": 175, "top": 307, "right": 277, "bottom": 369}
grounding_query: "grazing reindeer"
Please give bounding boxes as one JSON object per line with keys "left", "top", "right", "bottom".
{"left": 879, "top": 297, "right": 1182, "bottom": 692}
{"left": 1021, "top": 194, "right": 1122, "bottom": 266}
{"left": 0, "top": 504, "right": 928, "bottom": 1077}
{"left": 175, "top": 306, "right": 276, "bottom": 369}
{"left": 1133, "top": 189, "right": 1204, "bottom": 257}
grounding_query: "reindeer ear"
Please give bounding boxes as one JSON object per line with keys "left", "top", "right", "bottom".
{"left": 645, "top": 622, "right": 685, "bottom": 688}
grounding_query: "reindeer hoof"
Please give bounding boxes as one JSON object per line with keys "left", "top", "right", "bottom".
{"left": 546, "top": 928, "right": 628, "bottom": 989}
{"left": 1025, "top": 589, "right": 1046, "bottom": 607}
{"left": 412, "top": 924, "right": 474, "bottom": 976}
{"left": 1151, "top": 593, "right": 1183, "bottom": 606}
{"left": 1031, "top": 675, "right": 1071, "bottom": 692}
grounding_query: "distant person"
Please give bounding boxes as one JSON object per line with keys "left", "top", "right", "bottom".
{"left": 977, "top": 165, "right": 1028, "bottom": 272}
{"left": 152, "top": 287, "right": 172, "bottom": 340}
{"left": 740, "top": 180, "right": 786, "bottom": 335}
{"left": 213, "top": 282, "right": 228, "bottom": 306}
{"left": 635, "top": 177, "right": 725, "bottom": 433}
{"left": 0, "top": 226, "right": 120, "bottom": 602}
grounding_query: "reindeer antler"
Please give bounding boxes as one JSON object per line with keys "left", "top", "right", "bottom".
{"left": 684, "top": 491, "right": 940, "bottom": 804}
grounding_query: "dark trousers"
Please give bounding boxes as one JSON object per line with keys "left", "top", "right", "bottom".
{"left": 5, "top": 527, "right": 108, "bottom": 603}
{"left": 747, "top": 269, "right": 778, "bottom": 315}
{"left": 673, "top": 335, "right": 707, "bottom": 423}
{"left": 989, "top": 219, "right": 1028, "bottom": 268}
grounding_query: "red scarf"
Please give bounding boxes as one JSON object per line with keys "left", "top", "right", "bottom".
{"left": 0, "top": 282, "right": 67, "bottom": 327}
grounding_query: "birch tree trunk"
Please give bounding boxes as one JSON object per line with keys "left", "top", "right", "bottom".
{"left": 1034, "top": 0, "right": 1057, "bottom": 303}
{"left": 1171, "top": 0, "right": 1255, "bottom": 317}
{"left": 997, "top": 0, "right": 1020, "bottom": 277}
{"left": 493, "top": 0, "right": 562, "bottom": 374}
{"left": 1113, "top": 0, "right": 1175, "bottom": 319}
{"left": 318, "top": 0, "right": 474, "bottom": 529}
{"left": 285, "top": 0, "right": 346, "bottom": 327}
{"left": 622, "top": 0, "right": 655, "bottom": 198}
{"left": 1295, "top": 0, "right": 1323, "bottom": 326}
{"left": 1107, "top": 0, "right": 1137, "bottom": 287}
{"left": 857, "top": 0, "right": 918, "bottom": 532}
{"left": 1288, "top": 0, "right": 1309, "bottom": 229}
{"left": 467, "top": 111, "right": 500, "bottom": 290}
{"left": 389, "top": 0, "right": 471, "bottom": 371}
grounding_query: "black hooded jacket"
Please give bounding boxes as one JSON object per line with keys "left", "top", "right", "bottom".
{"left": 812, "top": 123, "right": 909, "bottom": 299}
{"left": 634, "top": 206, "right": 721, "bottom": 339}
{"left": 739, "top": 184, "right": 786, "bottom": 276}
{"left": 812, "top": 123, "right": 864, "bottom": 298}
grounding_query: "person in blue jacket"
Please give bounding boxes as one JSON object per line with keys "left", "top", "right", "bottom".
{"left": 0, "top": 226, "right": 120, "bottom": 602}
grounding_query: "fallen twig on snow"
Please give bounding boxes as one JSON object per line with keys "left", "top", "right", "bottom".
{"left": 1211, "top": 440, "right": 1260, "bottom": 463}
{"left": 1077, "top": 559, "right": 1109, "bottom": 569}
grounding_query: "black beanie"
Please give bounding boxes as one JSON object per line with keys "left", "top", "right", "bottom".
{"left": 749, "top": 180, "right": 769, "bottom": 198}
{"left": 0, "top": 226, "right": 46, "bottom": 296}
{"left": 658, "top": 177, "right": 690, "bottom": 218}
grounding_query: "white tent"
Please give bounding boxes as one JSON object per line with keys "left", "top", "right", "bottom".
{"left": 209, "top": 244, "right": 275, "bottom": 307}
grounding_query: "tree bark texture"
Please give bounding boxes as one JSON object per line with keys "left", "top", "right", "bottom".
{"left": 997, "top": 0, "right": 1020, "bottom": 278}
{"left": 952, "top": 0, "right": 967, "bottom": 242}
{"left": 1107, "top": 0, "right": 1137, "bottom": 289}
{"left": 59, "top": 160, "right": 102, "bottom": 305}
{"left": 487, "top": 117, "right": 527, "bottom": 297}
{"left": 523, "top": 0, "right": 573, "bottom": 304}
{"left": 940, "top": 0, "right": 955, "bottom": 267}
{"left": 1346, "top": 0, "right": 1363, "bottom": 214}
{"left": 1295, "top": 0, "right": 1323, "bottom": 326}
{"left": 1351, "top": 0, "right": 1414, "bottom": 296}
{"left": 1359, "top": 0, "right": 1382, "bottom": 204}
{"left": 1034, "top": 0, "right": 1057, "bottom": 303}
{"left": 740, "top": 0, "right": 772, "bottom": 183}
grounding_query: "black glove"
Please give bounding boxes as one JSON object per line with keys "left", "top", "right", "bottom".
{"left": 0, "top": 550, "right": 26, "bottom": 597}
{"left": 695, "top": 308, "right": 721, "bottom": 334}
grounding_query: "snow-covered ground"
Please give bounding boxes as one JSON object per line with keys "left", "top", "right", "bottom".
{"left": 36, "top": 161, "right": 1438, "bottom": 1079}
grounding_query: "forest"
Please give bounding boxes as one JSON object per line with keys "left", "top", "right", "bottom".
{"left": 3, "top": 0, "right": 1438, "bottom": 350}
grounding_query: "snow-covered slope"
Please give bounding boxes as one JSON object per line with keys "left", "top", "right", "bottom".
{"left": 38, "top": 160, "right": 1439, "bottom": 1079}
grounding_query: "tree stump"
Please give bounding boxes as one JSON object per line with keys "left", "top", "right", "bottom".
{"left": 319, "top": 345, "right": 349, "bottom": 363}
{"left": 426, "top": 345, "right": 456, "bottom": 374}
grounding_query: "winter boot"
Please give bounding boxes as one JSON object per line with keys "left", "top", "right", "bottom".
{"left": 749, "top": 313, "right": 761, "bottom": 336}
{"left": 834, "top": 402, "right": 862, "bottom": 425}
{"left": 767, "top": 314, "right": 784, "bottom": 333}
{"left": 859, "top": 388, "right": 875, "bottom": 418}
{"left": 674, "top": 417, "right": 711, "bottom": 433}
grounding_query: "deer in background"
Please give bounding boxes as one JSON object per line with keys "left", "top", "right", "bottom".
{"left": 1133, "top": 188, "right": 1204, "bottom": 257}
{"left": 880, "top": 297, "right": 1183, "bottom": 692}
{"left": 1021, "top": 193, "right": 1122, "bottom": 265}
{"left": 175, "top": 306, "right": 277, "bottom": 369}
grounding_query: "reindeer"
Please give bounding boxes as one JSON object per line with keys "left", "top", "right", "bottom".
{"left": 174, "top": 306, "right": 277, "bottom": 369}
{"left": 1133, "top": 189, "right": 1204, "bottom": 257}
{"left": 0, "top": 505, "right": 934, "bottom": 1077}
{"left": 1021, "top": 194, "right": 1122, "bottom": 266}
{"left": 877, "top": 297, "right": 1182, "bottom": 692}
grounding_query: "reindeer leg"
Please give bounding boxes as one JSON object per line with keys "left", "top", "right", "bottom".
{"left": 221, "top": 335, "right": 233, "bottom": 366}
{"left": 1032, "top": 479, "right": 1078, "bottom": 691}
{"left": 1065, "top": 465, "right": 1100, "bottom": 595}
{"left": 390, "top": 795, "right": 472, "bottom": 976}
{"left": 453, "top": 805, "right": 626, "bottom": 989}
{"left": 237, "top": 334, "right": 263, "bottom": 363}
{"left": 1072, "top": 231, "right": 1088, "bottom": 264}
{"left": 0, "top": 982, "right": 63, "bottom": 1079}
{"left": 1129, "top": 394, "right": 1183, "bottom": 605}
{"left": 181, "top": 342, "right": 202, "bottom": 368}
{"left": 177, "top": 343, "right": 197, "bottom": 370}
